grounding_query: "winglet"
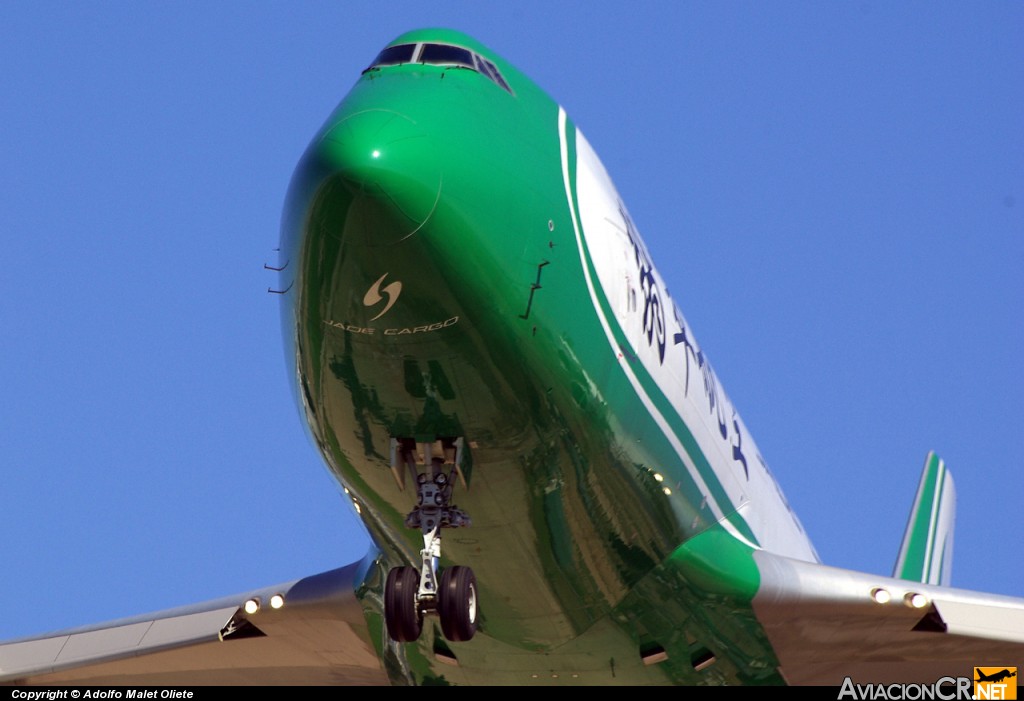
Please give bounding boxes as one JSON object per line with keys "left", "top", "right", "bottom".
{"left": 893, "top": 451, "right": 956, "bottom": 586}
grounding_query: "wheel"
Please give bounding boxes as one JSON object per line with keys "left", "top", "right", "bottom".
{"left": 384, "top": 566, "right": 423, "bottom": 642}
{"left": 438, "top": 565, "right": 478, "bottom": 642}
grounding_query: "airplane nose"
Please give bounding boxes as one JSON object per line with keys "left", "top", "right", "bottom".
{"left": 315, "top": 109, "right": 442, "bottom": 246}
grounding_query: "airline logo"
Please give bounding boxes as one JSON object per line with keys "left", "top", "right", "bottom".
{"left": 363, "top": 273, "right": 402, "bottom": 321}
{"left": 975, "top": 668, "right": 1017, "bottom": 700}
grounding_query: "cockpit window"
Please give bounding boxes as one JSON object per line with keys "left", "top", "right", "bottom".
{"left": 419, "top": 44, "right": 474, "bottom": 68}
{"left": 371, "top": 43, "right": 416, "bottom": 67}
{"left": 477, "top": 57, "right": 512, "bottom": 93}
{"left": 365, "top": 42, "right": 514, "bottom": 95}
{"left": 475, "top": 55, "right": 496, "bottom": 79}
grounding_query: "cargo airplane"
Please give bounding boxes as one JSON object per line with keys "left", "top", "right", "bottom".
{"left": 2, "top": 29, "right": 1022, "bottom": 686}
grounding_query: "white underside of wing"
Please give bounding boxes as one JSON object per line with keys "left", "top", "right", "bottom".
{"left": 0, "top": 559, "right": 387, "bottom": 686}
{"left": 753, "top": 550, "right": 1024, "bottom": 685}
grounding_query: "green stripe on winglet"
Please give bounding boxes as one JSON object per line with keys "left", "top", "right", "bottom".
{"left": 894, "top": 452, "right": 945, "bottom": 583}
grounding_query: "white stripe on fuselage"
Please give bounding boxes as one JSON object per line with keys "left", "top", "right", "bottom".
{"left": 556, "top": 107, "right": 758, "bottom": 549}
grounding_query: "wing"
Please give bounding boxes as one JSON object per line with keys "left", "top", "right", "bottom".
{"left": 0, "top": 553, "right": 388, "bottom": 685}
{"left": 751, "top": 453, "right": 1020, "bottom": 685}
{"left": 753, "top": 549, "right": 1024, "bottom": 685}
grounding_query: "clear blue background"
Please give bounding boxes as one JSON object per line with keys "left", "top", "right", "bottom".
{"left": 2, "top": 2, "right": 1021, "bottom": 640}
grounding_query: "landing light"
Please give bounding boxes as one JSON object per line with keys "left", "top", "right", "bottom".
{"left": 662, "top": 487, "right": 672, "bottom": 496}
{"left": 353, "top": 501, "right": 362, "bottom": 515}
{"left": 871, "top": 587, "right": 891, "bottom": 604}
{"left": 371, "top": 149, "right": 381, "bottom": 159}
{"left": 905, "top": 592, "right": 929, "bottom": 609}
{"left": 653, "top": 472, "right": 664, "bottom": 482}
{"left": 270, "top": 594, "right": 285, "bottom": 610}
{"left": 244, "top": 598, "right": 261, "bottom": 615}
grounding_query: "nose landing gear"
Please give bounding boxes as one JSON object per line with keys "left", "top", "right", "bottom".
{"left": 384, "top": 566, "right": 422, "bottom": 643}
{"left": 383, "top": 438, "right": 478, "bottom": 643}
{"left": 438, "top": 565, "right": 477, "bottom": 642}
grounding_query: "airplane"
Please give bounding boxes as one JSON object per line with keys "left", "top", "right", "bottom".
{"left": 975, "top": 669, "right": 1017, "bottom": 684}
{"left": 1, "top": 27, "right": 1022, "bottom": 686}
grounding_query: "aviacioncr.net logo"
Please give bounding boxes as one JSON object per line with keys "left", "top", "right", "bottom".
{"left": 363, "top": 273, "right": 402, "bottom": 321}
{"left": 838, "top": 676, "right": 973, "bottom": 700}
{"left": 975, "top": 668, "right": 1017, "bottom": 700}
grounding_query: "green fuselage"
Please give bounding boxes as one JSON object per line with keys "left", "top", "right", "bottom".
{"left": 279, "top": 29, "right": 811, "bottom": 684}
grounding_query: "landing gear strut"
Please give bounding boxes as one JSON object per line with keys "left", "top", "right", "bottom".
{"left": 383, "top": 438, "right": 478, "bottom": 643}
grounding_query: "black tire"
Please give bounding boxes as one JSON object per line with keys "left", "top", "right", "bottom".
{"left": 384, "top": 566, "right": 422, "bottom": 642}
{"left": 438, "top": 565, "right": 478, "bottom": 642}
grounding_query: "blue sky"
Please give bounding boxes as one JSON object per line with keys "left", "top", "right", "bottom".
{"left": 1, "top": 3, "right": 1021, "bottom": 640}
